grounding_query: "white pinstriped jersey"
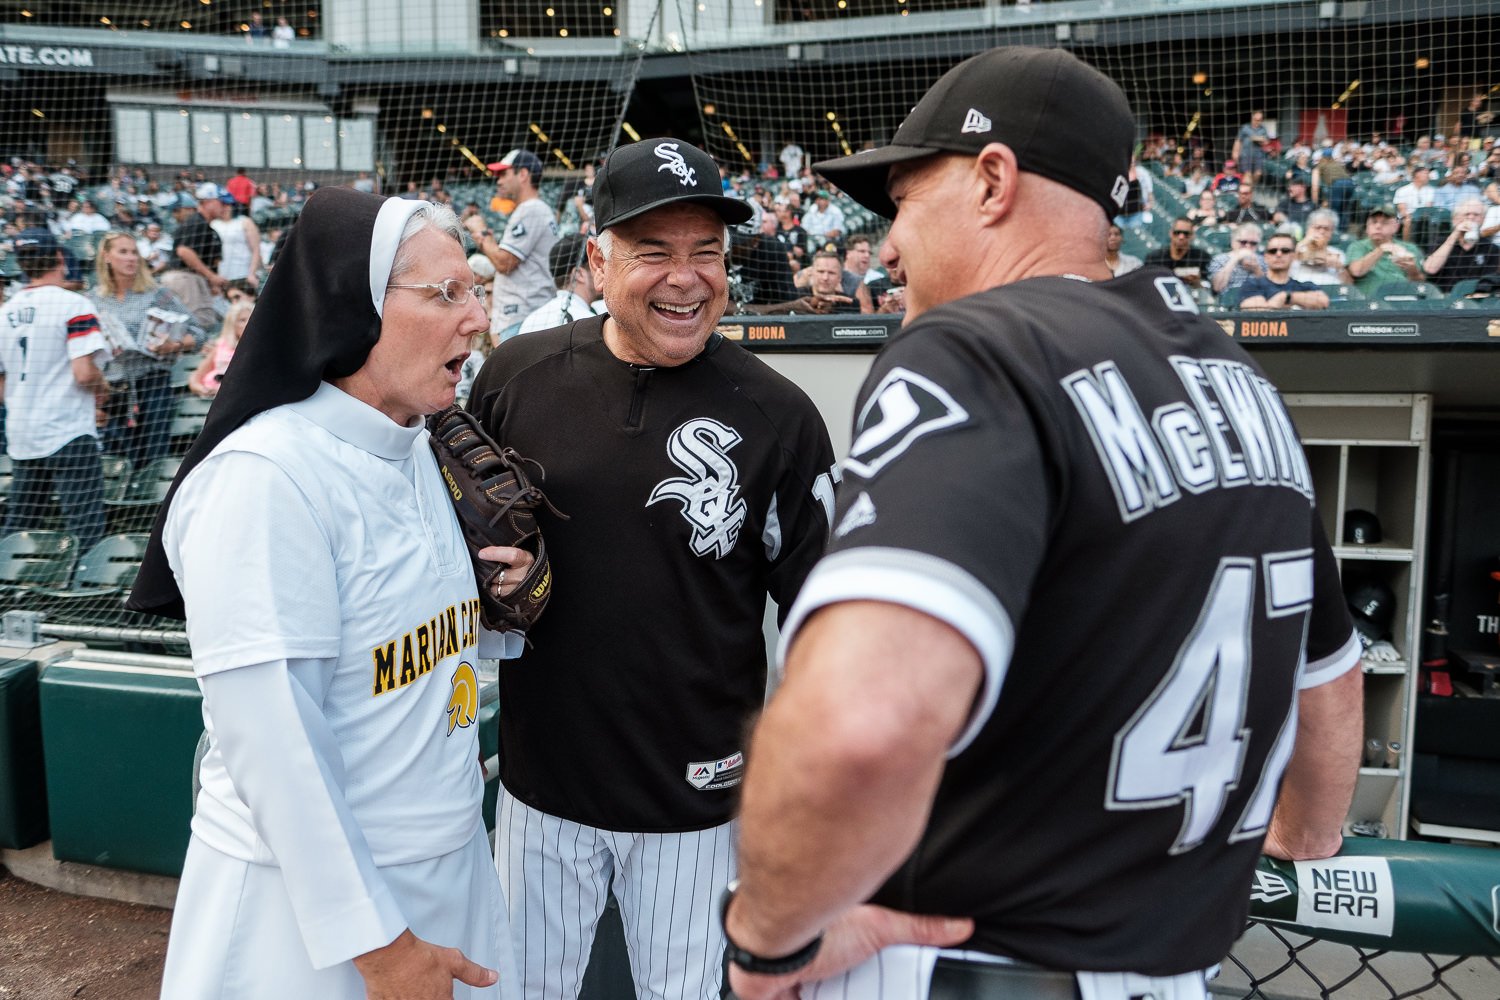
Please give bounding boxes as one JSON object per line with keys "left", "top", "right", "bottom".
{"left": 0, "top": 284, "right": 107, "bottom": 459}
{"left": 782, "top": 271, "right": 1360, "bottom": 975}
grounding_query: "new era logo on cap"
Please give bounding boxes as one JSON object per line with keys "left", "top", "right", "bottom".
{"left": 654, "top": 142, "right": 698, "bottom": 187}
{"left": 961, "top": 108, "right": 992, "bottom": 135}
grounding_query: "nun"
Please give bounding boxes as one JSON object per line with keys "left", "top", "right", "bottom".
{"left": 129, "top": 188, "right": 528, "bottom": 999}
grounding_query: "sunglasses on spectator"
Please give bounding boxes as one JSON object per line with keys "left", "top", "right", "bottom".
{"left": 1172, "top": 229, "right": 1193, "bottom": 236}
{"left": 1264, "top": 247, "right": 1295, "bottom": 255}
{"left": 1236, "top": 239, "right": 1261, "bottom": 247}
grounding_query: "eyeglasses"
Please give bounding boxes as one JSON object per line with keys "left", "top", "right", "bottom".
{"left": 387, "top": 277, "right": 487, "bottom": 307}
{"left": 1264, "top": 247, "right": 1295, "bottom": 255}
{"left": 1235, "top": 239, "right": 1261, "bottom": 247}
{"left": 1171, "top": 230, "right": 1193, "bottom": 237}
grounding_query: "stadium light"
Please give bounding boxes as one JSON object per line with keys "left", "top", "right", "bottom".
{"left": 621, "top": 121, "right": 641, "bottom": 141}
{"left": 18, "top": 8, "right": 30, "bottom": 15}
{"left": 529, "top": 123, "right": 550, "bottom": 143}
{"left": 1192, "top": 71, "right": 1208, "bottom": 85}
{"left": 551, "top": 148, "right": 576, "bottom": 169}
{"left": 703, "top": 103, "right": 716, "bottom": 116}
{"left": 1331, "top": 79, "right": 1360, "bottom": 110}
{"left": 1414, "top": 57, "right": 1431, "bottom": 70}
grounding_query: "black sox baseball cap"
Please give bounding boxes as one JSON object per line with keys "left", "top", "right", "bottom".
{"left": 814, "top": 46, "right": 1136, "bottom": 222}
{"left": 593, "top": 139, "right": 753, "bottom": 230}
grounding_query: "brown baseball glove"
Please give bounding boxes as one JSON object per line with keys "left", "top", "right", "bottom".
{"left": 427, "top": 405, "right": 564, "bottom": 634}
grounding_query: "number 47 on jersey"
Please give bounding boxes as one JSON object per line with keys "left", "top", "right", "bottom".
{"left": 1107, "top": 552, "right": 1313, "bottom": 854}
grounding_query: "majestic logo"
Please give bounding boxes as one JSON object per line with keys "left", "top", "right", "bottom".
{"left": 446, "top": 660, "right": 478, "bottom": 736}
{"left": 647, "top": 418, "right": 747, "bottom": 559}
{"left": 961, "top": 108, "right": 992, "bottom": 134}
{"left": 1250, "top": 870, "right": 1293, "bottom": 904}
{"left": 686, "top": 750, "right": 745, "bottom": 790}
{"left": 834, "top": 492, "right": 877, "bottom": 538}
{"left": 1111, "top": 175, "right": 1130, "bottom": 208}
{"left": 510, "top": 221, "right": 526, "bottom": 238}
{"left": 844, "top": 368, "right": 969, "bottom": 480}
{"left": 655, "top": 142, "right": 698, "bottom": 187}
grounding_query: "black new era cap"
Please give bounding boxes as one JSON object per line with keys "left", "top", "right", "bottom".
{"left": 593, "top": 139, "right": 753, "bottom": 231}
{"left": 814, "top": 47, "right": 1136, "bottom": 222}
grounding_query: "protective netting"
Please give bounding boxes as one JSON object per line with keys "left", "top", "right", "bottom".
{"left": 0, "top": 7, "right": 1497, "bottom": 996}
{"left": 1218, "top": 922, "right": 1500, "bottom": 1000}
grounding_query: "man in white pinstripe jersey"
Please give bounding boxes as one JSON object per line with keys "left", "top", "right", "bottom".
{"left": 468, "top": 138, "right": 836, "bottom": 1000}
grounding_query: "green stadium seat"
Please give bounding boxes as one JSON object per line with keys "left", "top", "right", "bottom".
{"left": 100, "top": 455, "right": 133, "bottom": 504}
{"left": 34, "top": 534, "right": 149, "bottom": 626}
{"left": 0, "top": 531, "right": 79, "bottom": 600}
{"left": 169, "top": 394, "right": 214, "bottom": 445}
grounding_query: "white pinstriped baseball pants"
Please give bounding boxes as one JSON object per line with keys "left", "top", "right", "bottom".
{"left": 494, "top": 788, "right": 736, "bottom": 1000}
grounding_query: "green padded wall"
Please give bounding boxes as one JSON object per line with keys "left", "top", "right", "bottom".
{"left": 40, "top": 661, "right": 202, "bottom": 876}
{"left": 0, "top": 658, "right": 49, "bottom": 849}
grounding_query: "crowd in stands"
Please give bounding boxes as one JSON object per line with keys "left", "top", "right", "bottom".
{"left": 1115, "top": 116, "right": 1500, "bottom": 309}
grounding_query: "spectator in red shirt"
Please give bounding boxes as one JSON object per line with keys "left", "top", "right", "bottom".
{"left": 1211, "top": 159, "right": 1244, "bottom": 192}
{"left": 225, "top": 167, "right": 255, "bottom": 211}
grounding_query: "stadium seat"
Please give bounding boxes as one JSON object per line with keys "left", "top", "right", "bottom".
{"left": 1446, "top": 278, "right": 1487, "bottom": 302}
{"left": 34, "top": 533, "right": 149, "bottom": 606}
{"left": 105, "top": 457, "right": 182, "bottom": 530}
{"left": 168, "top": 395, "right": 214, "bottom": 447}
{"left": 0, "top": 531, "right": 79, "bottom": 601}
{"left": 169, "top": 351, "right": 205, "bottom": 391}
{"left": 1326, "top": 285, "right": 1367, "bottom": 309}
{"left": 1409, "top": 207, "right": 1450, "bottom": 249}
{"left": 100, "top": 455, "right": 133, "bottom": 504}
{"left": 1375, "top": 281, "right": 1443, "bottom": 304}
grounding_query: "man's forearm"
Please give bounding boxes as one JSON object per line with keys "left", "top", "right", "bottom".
{"left": 729, "top": 603, "right": 978, "bottom": 957}
{"left": 1264, "top": 666, "right": 1362, "bottom": 860}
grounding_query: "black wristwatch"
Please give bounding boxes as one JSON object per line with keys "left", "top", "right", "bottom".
{"left": 719, "top": 879, "right": 823, "bottom": 975}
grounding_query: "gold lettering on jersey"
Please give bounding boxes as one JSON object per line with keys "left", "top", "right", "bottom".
{"left": 1061, "top": 356, "right": 1313, "bottom": 525}
{"left": 370, "top": 601, "right": 479, "bottom": 696}
{"left": 399, "top": 635, "right": 417, "bottom": 686}
{"left": 747, "top": 325, "right": 786, "bottom": 341}
{"left": 1239, "top": 320, "right": 1289, "bottom": 338}
{"left": 416, "top": 622, "right": 433, "bottom": 677}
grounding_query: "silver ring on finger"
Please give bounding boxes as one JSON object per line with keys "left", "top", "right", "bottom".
{"left": 498, "top": 568, "right": 506, "bottom": 589}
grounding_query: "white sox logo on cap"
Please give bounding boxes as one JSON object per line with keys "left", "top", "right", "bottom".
{"left": 654, "top": 142, "right": 698, "bottom": 187}
{"left": 961, "top": 108, "right": 992, "bottom": 134}
{"left": 1110, "top": 175, "right": 1129, "bottom": 208}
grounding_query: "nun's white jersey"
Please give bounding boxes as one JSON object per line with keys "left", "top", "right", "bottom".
{"left": 160, "top": 383, "right": 519, "bottom": 999}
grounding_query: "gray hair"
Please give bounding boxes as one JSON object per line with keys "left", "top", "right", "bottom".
{"left": 594, "top": 224, "right": 731, "bottom": 262}
{"left": 1307, "top": 209, "right": 1338, "bottom": 229}
{"left": 1454, "top": 195, "right": 1487, "bottom": 217}
{"left": 389, "top": 203, "right": 463, "bottom": 282}
{"left": 1233, "top": 222, "right": 1265, "bottom": 243}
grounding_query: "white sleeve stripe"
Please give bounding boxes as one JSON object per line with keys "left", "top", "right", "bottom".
{"left": 499, "top": 242, "right": 528, "bottom": 261}
{"left": 777, "top": 547, "right": 1014, "bottom": 758}
{"left": 1300, "top": 630, "right": 1361, "bottom": 689}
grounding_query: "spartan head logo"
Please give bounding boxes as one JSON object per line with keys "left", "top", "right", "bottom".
{"left": 654, "top": 142, "right": 698, "bottom": 187}
{"left": 647, "top": 417, "right": 747, "bottom": 559}
{"left": 446, "top": 660, "right": 478, "bottom": 736}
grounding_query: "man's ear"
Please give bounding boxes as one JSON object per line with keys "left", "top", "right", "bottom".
{"left": 973, "top": 142, "right": 1019, "bottom": 227}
